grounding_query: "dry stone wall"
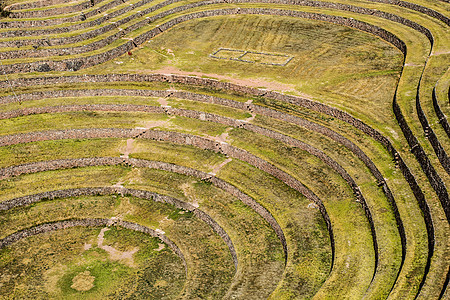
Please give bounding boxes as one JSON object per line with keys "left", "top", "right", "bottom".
{"left": 0, "top": 218, "right": 186, "bottom": 268}
{"left": 366, "top": 0, "right": 449, "bottom": 25}
{"left": 0, "top": 74, "right": 415, "bottom": 252}
{"left": 393, "top": 97, "right": 449, "bottom": 221}
{"left": 6, "top": 0, "right": 104, "bottom": 19}
{"left": 1, "top": 73, "right": 442, "bottom": 276}
{"left": 432, "top": 87, "right": 450, "bottom": 138}
{"left": 0, "top": 89, "right": 406, "bottom": 268}
{"left": 5, "top": 0, "right": 75, "bottom": 10}
{"left": 0, "top": 186, "right": 237, "bottom": 269}
{"left": 416, "top": 86, "right": 450, "bottom": 174}
{"left": 1, "top": 0, "right": 124, "bottom": 29}
{"left": 0, "top": 102, "right": 380, "bottom": 270}
{"left": 0, "top": 157, "right": 288, "bottom": 263}
{"left": 0, "top": 128, "right": 337, "bottom": 263}
{"left": 0, "top": 4, "right": 411, "bottom": 73}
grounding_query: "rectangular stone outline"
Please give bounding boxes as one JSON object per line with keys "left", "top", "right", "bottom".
{"left": 209, "top": 48, "right": 293, "bottom": 66}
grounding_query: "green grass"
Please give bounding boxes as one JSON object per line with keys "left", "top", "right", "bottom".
{"left": 0, "top": 190, "right": 236, "bottom": 298}
{"left": 0, "top": 85, "right": 411, "bottom": 297}
{"left": 0, "top": 139, "right": 332, "bottom": 298}
{"left": 0, "top": 139, "right": 123, "bottom": 167}
{"left": 0, "top": 111, "right": 169, "bottom": 135}
{"left": 0, "top": 225, "right": 186, "bottom": 299}
{"left": 1, "top": 0, "right": 449, "bottom": 298}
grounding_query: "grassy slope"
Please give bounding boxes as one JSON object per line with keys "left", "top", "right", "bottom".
{"left": 0, "top": 0, "right": 446, "bottom": 298}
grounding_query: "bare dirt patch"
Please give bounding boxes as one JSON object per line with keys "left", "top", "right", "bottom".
{"left": 97, "top": 228, "right": 139, "bottom": 268}
{"left": 155, "top": 243, "right": 165, "bottom": 251}
{"left": 144, "top": 120, "right": 170, "bottom": 129}
{"left": 180, "top": 183, "right": 200, "bottom": 208}
{"left": 211, "top": 158, "right": 233, "bottom": 176}
{"left": 149, "top": 66, "right": 301, "bottom": 93}
{"left": 157, "top": 97, "right": 169, "bottom": 106}
{"left": 121, "top": 138, "right": 135, "bottom": 159}
{"left": 71, "top": 271, "right": 95, "bottom": 292}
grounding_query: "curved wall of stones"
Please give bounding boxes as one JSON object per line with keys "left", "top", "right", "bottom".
{"left": 416, "top": 91, "right": 450, "bottom": 174}
{"left": 0, "top": 72, "right": 428, "bottom": 245}
{"left": 6, "top": 0, "right": 103, "bottom": 18}
{"left": 0, "top": 0, "right": 125, "bottom": 29}
{"left": 0, "top": 186, "right": 237, "bottom": 269}
{"left": 5, "top": 0, "right": 75, "bottom": 10}
{"left": 0, "top": 102, "right": 384, "bottom": 269}
{"left": 393, "top": 97, "right": 449, "bottom": 221}
{"left": 0, "top": 218, "right": 186, "bottom": 269}
{"left": 432, "top": 87, "right": 450, "bottom": 138}
{"left": 366, "top": 0, "right": 450, "bottom": 26}
{"left": 0, "top": 153, "right": 312, "bottom": 268}
{"left": 0, "top": 5, "right": 409, "bottom": 73}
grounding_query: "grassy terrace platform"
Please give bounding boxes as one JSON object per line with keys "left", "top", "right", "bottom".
{"left": 0, "top": 0, "right": 448, "bottom": 299}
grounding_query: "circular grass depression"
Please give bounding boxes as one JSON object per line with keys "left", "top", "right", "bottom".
{"left": 0, "top": 225, "right": 186, "bottom": 299}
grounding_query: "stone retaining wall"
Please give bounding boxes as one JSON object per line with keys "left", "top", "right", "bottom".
{"left": 10, "top": 87, "right": 405, "bottom": 268}
{"left": 0, "top": 186, "right": 237, "bottom": 269}
{"left": 0, "top": 102, "right": 380, "bottom": 271}
{"left": 6, "top": 0, "right": 103, "bottom": 19}
{"left": 0, "top": 4, "right": 411, "bottom": 72}
{"left": 417, "top": 94, "right": 450, "bottom": 174}
{"left": 0, "top": 76, "right": 414, "bottom": 261}
{"left": 414, "top": 81, "right": 450, "bottom": 175}
{"left": 2, "top": 72, "right": 442, "bottom": 279}
{"left": 0, "top": 155, "right": 297, "bottom": 266}
{"left": 0, "top": 218, "right": 186, "bottom": 269}
{"left": 2, "top": 0, "right": 428, "bottom": 61}
{"left": 6, "top": 0, "right": 75, "bottom": 10}
{"left": 1, "top": 0, "right": 122, "bottom": 30}
{"left": 432, "top": 87, "right": 450, "bottom": 138}
{"left": 0, "top": 0, "right": 163, "bottom": 36}
{"left": 393, "top": 97, "right": 449, "bottom": 221}
{"left": 366, "top": 0, "right": 449, "bottom": 26}
{"left": 0, "top": 127, "right": 365, "bottom": 268}
{"left": 0, "top": 0, "right": 205, "bottom": 40}
{"left": 0, "top": 74, "right": 441, "bottom": 226}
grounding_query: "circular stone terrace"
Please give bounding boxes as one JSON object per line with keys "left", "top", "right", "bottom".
{"left": 0, "top": 0, "right": 448, "bottom": 298}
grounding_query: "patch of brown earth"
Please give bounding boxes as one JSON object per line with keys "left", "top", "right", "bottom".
{"left": 97, "top": 228, "right": 139, "bottom": 268}
{"left": 149, "top": 66, "right": 301, "bottom": 93}
{"left": 155, "top": 243, "right": 165, "bottom": 251}
{"left": 121, "top": 138, "right": 135, "bottom": 159}
{"left": 71, "top": 271, "right": 95, "bottom": 292}
{"left": 180, "top": 183, "right": 199, "bottom": 208}
{"left": 144, "top": 120, "right": 171, "bottom": 128}
{"left": 211, "top": 158, "right": 233, "bottom": 176}
{"left": 157, "top": 97, "right": 169, "bottom": 106}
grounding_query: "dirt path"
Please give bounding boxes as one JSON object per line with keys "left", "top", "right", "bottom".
{"left": 157, "top": 97, "right": 169, "bottom": 106}
{"left": 112, "top": 181, "right": 124, "bottom": 188}
{"left": 121, "top": 138, "right": 135, "bottom": 159}
{"left": 97, "top": 228, "right": 139, "bottom": 268}
{"left": 244, "top": 99, "right": 256, "bottom": 122}
{"left": 215, "top": 131, "right": 229, "bottom": 143}
{"left": 210, "top": 158, "right": 233, "bottom": 176}
{"left": 155, "top": 243, "right": 165, "bottom": 251}
{"left": 148, "top": 66, "right": 306, "bottom": 94}
{"left": 180, "top": 183, "right": 199, "bottom": 208}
